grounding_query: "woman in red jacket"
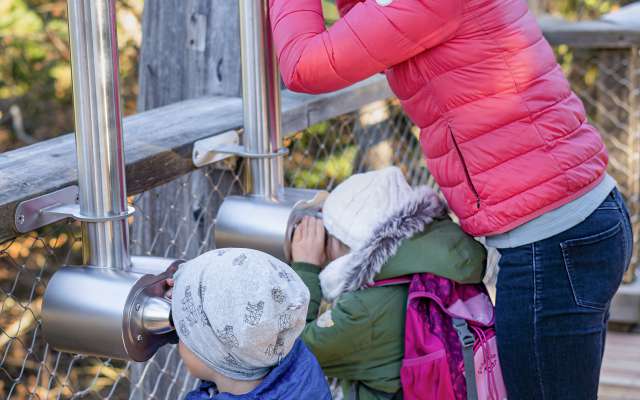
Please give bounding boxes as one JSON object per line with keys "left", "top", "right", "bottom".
{"left": 269, "top": 1, "right": 633, "bottom": 399}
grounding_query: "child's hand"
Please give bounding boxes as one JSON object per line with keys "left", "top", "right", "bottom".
{"left": 292, "top": 216, "right": 326, "bottom": 267}
{"left": 165, "top": 278, "right": 175, "bottom": 299}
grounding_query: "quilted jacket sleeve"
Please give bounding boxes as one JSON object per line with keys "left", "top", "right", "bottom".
{"left": 269, "top": 0, "right": 463, "bottom": 94}
{"left": 291, "top": 262, "right": 324, "bottom": 322}
{"left": 300, "top": 294, "right": 373, "bottom": 368}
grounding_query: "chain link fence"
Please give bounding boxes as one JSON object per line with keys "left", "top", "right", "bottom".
{"left": 1, "top": 48, "right": 639, "bottom": 399}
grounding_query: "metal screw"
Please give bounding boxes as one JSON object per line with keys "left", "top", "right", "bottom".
{"left": 136, "top": 334, "right": 143, "bottom": 342}
{"left": 17, "top": 215, "right": 25, "bottom": 225}
{"left": 135, "top": 304, "right": 141, "bottom": 311}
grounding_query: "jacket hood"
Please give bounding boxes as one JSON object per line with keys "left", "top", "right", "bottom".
{"left": 185, "top": 340, "right": 331, "bottom": 400}
{"left": 319, "top": 186, "right": 449, "bottom": 301}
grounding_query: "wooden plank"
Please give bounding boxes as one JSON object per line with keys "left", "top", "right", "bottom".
{"left": 602, "top": 3, "right": 640, "bottom": 28}
{"left": 137, "top": 0, "right": 242, "bottom": 104}
{"left": 600, "top": 332, "right": 640, "bottom": 399}
{"left": 539, "top": 16, "right": 640, "bottom": 48}
{"left": 281, "top": 75, "right": 392, "bottom": 133}
{"left": 611, "top": 278, "right": 640, "bottom": 323}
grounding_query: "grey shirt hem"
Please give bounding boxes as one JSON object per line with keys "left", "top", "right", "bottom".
{"left": 485, "top": 174, "right": 617, "bottom": 249}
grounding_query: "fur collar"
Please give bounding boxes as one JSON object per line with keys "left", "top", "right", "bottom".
{"left": 319, "top": 186, "right": 447, "bottom": 301}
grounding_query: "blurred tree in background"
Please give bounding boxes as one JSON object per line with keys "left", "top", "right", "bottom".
{"left": 0, "top": 0, "right": 634, "bottom": 152}
{"left": 0, "top": 0, "right": 142, "bottom": 152}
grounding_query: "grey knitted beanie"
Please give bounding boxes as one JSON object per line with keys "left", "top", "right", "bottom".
{"left": 171, "top": 248, "right": 310, "bottom": 380}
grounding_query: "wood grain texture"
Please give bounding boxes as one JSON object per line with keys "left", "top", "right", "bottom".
{"left": 599, "top": 331, "right": 640, "bottom": 400}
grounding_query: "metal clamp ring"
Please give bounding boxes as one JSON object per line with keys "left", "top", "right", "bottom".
{"left": 15, "top": 186, "right": 137, "bottom": 233}
{"left": 42, "top": 204, "right": 137, "bottom": 223}
{"left": 211, "top": 144, "right": 289, "bottom": 159}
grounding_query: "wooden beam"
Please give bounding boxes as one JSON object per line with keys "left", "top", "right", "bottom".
{"left": 539, "top": 16, "right": 640, "bottom": 48}
{"left": 0, "top": 76, "right": 390, "bottom": 244}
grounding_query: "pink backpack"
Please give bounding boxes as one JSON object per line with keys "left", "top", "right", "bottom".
{"left": 374, "top": 274, "right": 507, "bottom": 400}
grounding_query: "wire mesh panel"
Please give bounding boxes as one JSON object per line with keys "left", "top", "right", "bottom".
{"left": 285, "top": 100, "right": 433, "bottom": 190}
{"left": 0, "top": 171, "right": 247, "bottom": 399}
{"left": 0, "top": 223, "right": 134, "bottom": 399}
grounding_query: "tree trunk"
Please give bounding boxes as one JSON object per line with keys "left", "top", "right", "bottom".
{"left": 130, "top": 1, "right": 243, "bottom": 398}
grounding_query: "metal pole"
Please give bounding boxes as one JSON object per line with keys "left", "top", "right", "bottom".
{"left": 68, "top": 0, "right": 131, "bottom": 269}
{"left": 239, "top": 0, "right": 284, "bottom": 200}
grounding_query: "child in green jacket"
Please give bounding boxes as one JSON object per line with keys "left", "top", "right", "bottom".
{"left": 291, "top": 167, "right": 487, "bottom": 400}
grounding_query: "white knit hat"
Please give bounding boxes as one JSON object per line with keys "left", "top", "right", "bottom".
{"left": 171, "top": 248, "right": 310, "bottom": 380}
{"left": 323, "top": 167, "right": 414, "bottom": 250}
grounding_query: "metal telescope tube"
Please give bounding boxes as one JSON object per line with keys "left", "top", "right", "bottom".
{"left": 67, "top": 0, "right": 131, "bottom": 269}
{"left": 239, "top": 0, "right": 285, "bottom": 200}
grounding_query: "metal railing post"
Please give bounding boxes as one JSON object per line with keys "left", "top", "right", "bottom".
{"left": 67, "top": 0, "right": 131, "bottom": 269}
{"left": 239, "top": 0, "right": 284, "bottom": 199}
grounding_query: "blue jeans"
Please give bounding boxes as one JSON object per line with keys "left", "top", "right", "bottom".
{"left": 495, "top": 188, "right": 633, "bottom": 400}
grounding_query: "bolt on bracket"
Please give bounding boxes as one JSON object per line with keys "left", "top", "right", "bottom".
{"left": 15, "top": 185, "right": 136, "bottom": 233}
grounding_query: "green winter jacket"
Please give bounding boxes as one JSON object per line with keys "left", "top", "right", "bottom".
{"left": 293, "top": 217, "right": 486, "bottom": 400}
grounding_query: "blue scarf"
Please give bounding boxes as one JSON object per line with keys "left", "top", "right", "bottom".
{"left": 185, "top": 340, "right": 331, "bottom": 400}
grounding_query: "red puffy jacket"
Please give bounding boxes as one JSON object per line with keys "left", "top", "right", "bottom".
{"left": 270, "top": 0, "right": 608, "bottom": 237}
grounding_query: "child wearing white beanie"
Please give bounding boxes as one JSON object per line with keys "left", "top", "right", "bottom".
{"left": 291, "top": 166, "right": 487, "bottom": 400}
{"left": 170, "top": 248, "right": 331, "bottom": 400}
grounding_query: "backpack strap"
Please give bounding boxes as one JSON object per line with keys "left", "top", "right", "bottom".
{"left": 370, "top": 276, "right": 413, "bottom": 288}
{"left": 453, "top": 318, "right": 478, "bottom": 400}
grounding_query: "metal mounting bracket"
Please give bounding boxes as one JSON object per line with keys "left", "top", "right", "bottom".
{"left": 15, "top": 186, "right": 136, "bottom": 233}
{"left": 192, "top": 130, "right": 289, "bottom": 168}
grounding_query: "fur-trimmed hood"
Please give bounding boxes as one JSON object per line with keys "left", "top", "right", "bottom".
{"left": 319, "top": 186, "right": 448, "bottom": 301}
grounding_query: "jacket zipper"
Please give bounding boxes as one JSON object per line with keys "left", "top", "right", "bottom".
{"left": 448, "top": 125, "right": 481, "bottom": 209}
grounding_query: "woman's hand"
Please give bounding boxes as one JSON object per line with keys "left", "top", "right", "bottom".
{"left": 291, "top": 216, "right": 326, "bottom": 267}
